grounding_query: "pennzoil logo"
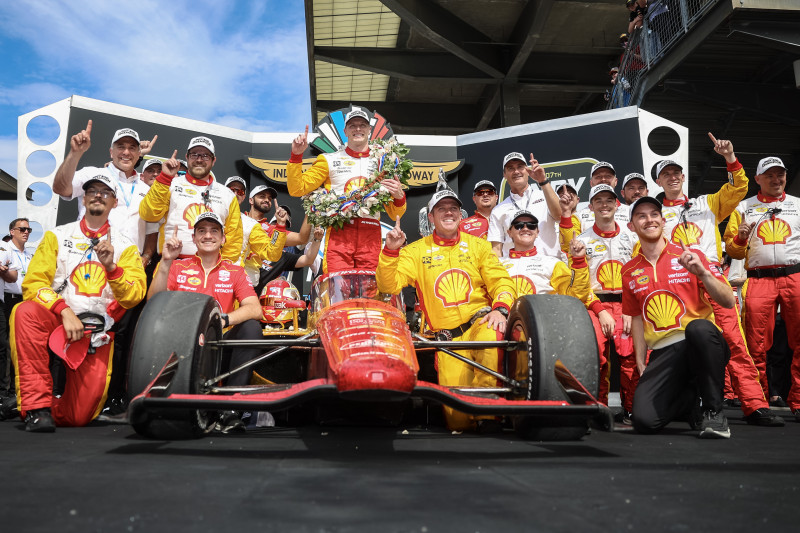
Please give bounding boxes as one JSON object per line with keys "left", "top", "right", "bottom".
{"left": 434, "top": 268, "right": 473, "bottom": 307}
{"left": 187, "top": 277, "right": 202, "bottom": 286}
{"left": 76, "top": 242, "right": 90, "bottom": 251}
{"left": 245, "top": 105, "right": 463, "bottom": 188}
{"left": 643, "top": 290, "right": 686, "bottom": 331}
{"left": 70, "top": 261, "right": 107, "bottom": 297}
{"left": 636, "top": 275, "right": 649, "bottom": 285}
{"left": 597, "top": 260, "right": 623, "bottom": 291}
{"left": 183, "top": 203, "right": 210, "bottom": 228}
{"left": 671, "top": 222, "right": 702, "bottom": 246}
{"left": 512, "top": 275, "right": 536, "bottom": 296}
{"left": 757, "top": 219, "right": 790, "bottom": 245}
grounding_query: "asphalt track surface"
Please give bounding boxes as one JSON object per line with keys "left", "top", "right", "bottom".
{"left": 1, "top": 405, "right": 797, "bottom": 533}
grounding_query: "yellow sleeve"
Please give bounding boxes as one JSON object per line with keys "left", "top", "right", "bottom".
{"left": 138, "top": 177, "right": 171, "bottom": 222}
{"left": 376, "top": 247, "right": 418, "bottom": 295}
{"left": 107, "top": 244, "right": 147, "bottom": 309}
{"left": 723, "top": 208, "right": 747, "bottom": 260}
{"left": 248, "top": 224, "right": 288, "bottom": 263}
{"left": 477, "top": 241, "right": 516, "bottom": 310}
{"left": 706, "top": 163, "right": 749, "bottom": 223}
{"left": 22, "top": 231, "right": 64, "bottom": 314}
{"left": 385, "top": 197, "right": 407, "bottom": 221}
{"left": 287, "top": 154, "right": 330, "bottom": 197}
{"left": 559, "top": 215, "right": 579, "bottom": 254}
{"left": 554, "top": 258, "right": 597, "bottom": 309}
{"left": 221, "top": 197, "right": 243, "bottom": 263}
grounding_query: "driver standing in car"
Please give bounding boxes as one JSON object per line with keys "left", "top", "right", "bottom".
{"left": 377, "top": 190, "right": 516, "bottom": 432}
{"left": 9, "top": 174, "right": 146, "bottom": 432}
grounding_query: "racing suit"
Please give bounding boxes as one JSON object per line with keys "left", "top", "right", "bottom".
{"left": 239, "top": 215, "right": 288, "bottom": 286}
{"left": 661, "top": 160, "right": 768, "bottom": 415}
{"left": 139, "top": 172, "right": 243, "bottom": 262}
{"left": 576, "top": 222, "right": 638, "bottom": 411}
{"left": 287, "top": 147, "right": 406, "bottom": 273}
{"left": 10, "top": 219, "right": 146, "bottom": 426}
{"left": 459, "top": 212, "right": 489, "bottom": 239}
{"left": 622, "top": 240, "right": 731, "bottom": 432}
{"left": 376, "top": 231, "right": 516, "bottom": 430}
{"left": 724, "top": 190, "right": 800, "bottom": 411}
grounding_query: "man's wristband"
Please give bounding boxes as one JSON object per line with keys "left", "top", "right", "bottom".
{"left": 537, "top": 178, "right": 551, "bottom": 186}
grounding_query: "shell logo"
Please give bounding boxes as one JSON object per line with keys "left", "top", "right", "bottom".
{"left": 671, "top": 222, "right": 702, "bottom": 246}
{"left": 70, "top": 261, "right": 107, "bottom": 297}
{"left": 757, "top": 219, "right": 790, "bottom": 245}
{"left": 183, "top": 203, "right": 210, "bottom": 228}
{"left": 512, "top": 275, "right": 536, "bottom": 296}
{"left": 434, "top": 269, "right": 473, "bottom": 307}
{"left": 36, "top": 287, "right": 57, "bottom": 305}
{"left": 597, "top": 260, "right": 623, "bottom": 291}
{"left": 643, "top": 290, "right": 686, "bottom": 331}
{"left": 344, "top": 177, "right": 367, "bottom": 195}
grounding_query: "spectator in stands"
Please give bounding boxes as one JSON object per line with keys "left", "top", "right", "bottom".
{"left": 488, "top": 152, "right": 562, "bottom": 257}
{"left": 627, "top": 0, "right": 646, "bottom": 34}
{"left": 623, "top": 196, "right": 735, "bottom": 438}
{"left": 139, "top": 137, "right": 243, "bottom": 262}
{"left": 148, "top": 212, "right": 263, "bottom": 433}
{"left": 10, "top": 174, "right": 146, "bottom": 432}
{"left": 460, "top": 180, "right": 497, "bottom": 238}
{"left": 724, "top": 156, "right": 800, "bottom": 424}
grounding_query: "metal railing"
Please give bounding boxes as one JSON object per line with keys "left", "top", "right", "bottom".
{"left": 607, "top": 0, "right": 718, "bottom": 109}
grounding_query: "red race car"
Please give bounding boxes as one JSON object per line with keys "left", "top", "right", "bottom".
{"left": 127, "top": 270, "right": 612, "bottom": 440}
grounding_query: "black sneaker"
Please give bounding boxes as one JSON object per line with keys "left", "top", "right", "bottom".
{"left": 25, "top": 408, "right": 56, "bottom": 433}
{"left": 622, "top": 410, "right": 632, "bottom": 426}
{"left": 214, "top": 411, "right": 245, "bottom": 434}
{"left": 744, "top": 408, "right": 785, "bottom": 427}
{"left": 0, "top": 396, "right": 19, "bottom": 421}
{"left": 769, "top": 396, "right": 787, "bottom": 408}
{"left": 698, "top": 410, "right": 730, "bottom": 439}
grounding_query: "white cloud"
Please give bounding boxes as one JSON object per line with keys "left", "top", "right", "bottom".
{"left": 0, "top": 0, "right": 311, "bottom": 130}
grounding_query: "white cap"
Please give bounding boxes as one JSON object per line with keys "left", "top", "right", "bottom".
{"left": 589, "top": 184, "right": 618, "bottom": 202}
{"left": 427, "top": 189, "right": 462, "bottom": 212}
{"left": 502, "top": 152, "right": 526, "bottom": 169}
{"left": 82, "top": 174, "right": 116, "bottom": 195}
{"left": 187, "top": 136, "right": 215, "bottom": 156}
{"left": 345, "top": 109, "right": 370, "bottom": 124}
{"left": 509, "top": 210, "right": 538, "bottom": 228}
{"left": 473, "top": 180, "right": 497, "bottom": 192}
{"left": 142, "top": 159, "right": 162, "bottom": 172}
{"left": 225, "top": 176, "right": 247, "bottom": 189}
{"left": 591, "top": 161, "right": 615, "bottom": 176}
{"left": 111, "top": 128, "right": 140, "bottom": 146}
{"left": 656, "top": 159, "right": 683, "bottom": 178}
{"left": 194, "top": 212, "right": 224, "bottom": 229}
{"left": 250, "top": 184, "right": 278, "bottom": 200}
{"left": 622, "top": 172, "right": 646, "bottom": 187}
{"left": 756, "top": 157, "right": 787, "bottom": 176}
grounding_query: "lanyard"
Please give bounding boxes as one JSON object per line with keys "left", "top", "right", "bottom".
{"left": 106, "top": 166, "right": 137, "bottom": 208}
{"left": 510, "top": 187, "right": 532, "bottom": 212}
{"left": 12, "top": 248, "right": 30, "bottom": 276}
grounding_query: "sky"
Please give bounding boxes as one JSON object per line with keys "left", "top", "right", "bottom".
{"left": 0, "top": 0, "right": 310, "bottom": 237}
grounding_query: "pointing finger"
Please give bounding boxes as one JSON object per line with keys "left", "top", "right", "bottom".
{"left": 150, "top": 134, "right": 158, "bottom": 146}
{"left": 707, "top": 132, "right": 718, "bottom": 145}
{"left": 107, "top": 230, "right": 112, "bottom": 241}
{"left": 86, "top": 119, "right": 93, "bottom": 135}
{"left": 173, "top": 225, "right": 179, "bottom": 239}
{"left": 171, "top": 149, "right": 178, "bottom": 159}
{"left": 395, "top": 215, "right": 402, "bottom": 229}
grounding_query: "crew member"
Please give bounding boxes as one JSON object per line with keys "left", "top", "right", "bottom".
{"left": 724, "top": 156, "right": 800, "bottom": 423}
{"left": 460, "top": 180, "right": 497, "bottom": 238}
{"left": 139, "top": 137, "right": 243, "bottom": 262}
{"left": 488, "top": 152, "right": 562, "bottom": 257}
{"left": 10, "top": 174, "right": 146, "bottom": 432}
{"left": 623, "top": 196, "right": 735, "bottom": 438}
{"left": 658, "top": 133, "right": 782, "bottom": 426}
{"left": 377, "top": 190, "right": 516, "bottom": 431}
{"left": 287, "top": 109, "right": 406, "bottom": 273}
{"left": 620, "top": 172, "right": 648, "bottom": 206}
{"left": 574, "top": 162, "right": 630, "bottom": 232}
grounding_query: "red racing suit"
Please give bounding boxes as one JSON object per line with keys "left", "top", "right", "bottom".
{"left": 376, "top": 231, "right": 515, "bottom": 430}
{"left": 724, "top": 190, "right": 800, "bottom": 410}
{"left": 10, "top": 219, "right": 146, "bottom": 425}
{"left": 165, "top": 254, "right": 257, "bottom": 312}
{"left": 577, "top": 222, "right": 639, "bottom": 411}
{"left": 660, "top": 160, "right": 767, "bottom": 414}
{"left": 459, "top": 212, "right": 489, "bottom": 239}
{"left": 287, "top": 147, "right": 406, "bottom": 273}
{"left": 139, "top": 172, "right": 243, "bottom": 262}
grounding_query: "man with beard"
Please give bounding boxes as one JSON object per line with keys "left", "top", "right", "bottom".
{"left": 620, "top": 172, "right": 648, "bottom": 206}
{"left": 139, "top": 137, "right": 242, "bottom": 262}
{"left": 460, "top": 180, "right": 497, "bottom": 238}
{"left": 9, "top": 174, "right": 146, "bottom": 432}
{"left": 623, "top": 196, "right": 735, "bottom": 438}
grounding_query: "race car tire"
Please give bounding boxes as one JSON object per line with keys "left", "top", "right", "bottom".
{"left": 128, "top": 292, "right": 223, "bottom": 439}
{"left": 505, "top": 295, "right": 599, "bottom": 441}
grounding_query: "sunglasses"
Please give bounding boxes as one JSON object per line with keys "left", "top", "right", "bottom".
{"left": 474, "top": 189, "right": 496, "bottom": 197}
{"left": 13, "top": 227, "right": 32, "bottom": 233}
{"left": 512, "top": 222, "right": 538, "bottom": 230}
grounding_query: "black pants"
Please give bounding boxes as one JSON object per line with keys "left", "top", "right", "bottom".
{"left": 224, "top": 319, "right": 264, "bottom": 387}
{"left": 633, "top": 319, "right": 731, "bottom": 434}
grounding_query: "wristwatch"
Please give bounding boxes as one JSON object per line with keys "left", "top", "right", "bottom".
{"left": 538, "top": 178, "right": 551, "bottom": 186}
{"left": 494, "top": 307, "right": 509, "bottom": 318}
{"left": 221, "top": 314, "right": 230, "bottom": 328}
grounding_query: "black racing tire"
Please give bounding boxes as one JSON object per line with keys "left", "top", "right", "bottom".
{"left": 505, "top": 295, "right": 599, "bottom": 441}
{"left": 127, "top": 292, "right": 223, "bottom": 439}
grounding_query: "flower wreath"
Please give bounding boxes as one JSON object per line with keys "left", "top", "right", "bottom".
{"left": 302, "top": 138, "right": 413, "bottom": 229}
